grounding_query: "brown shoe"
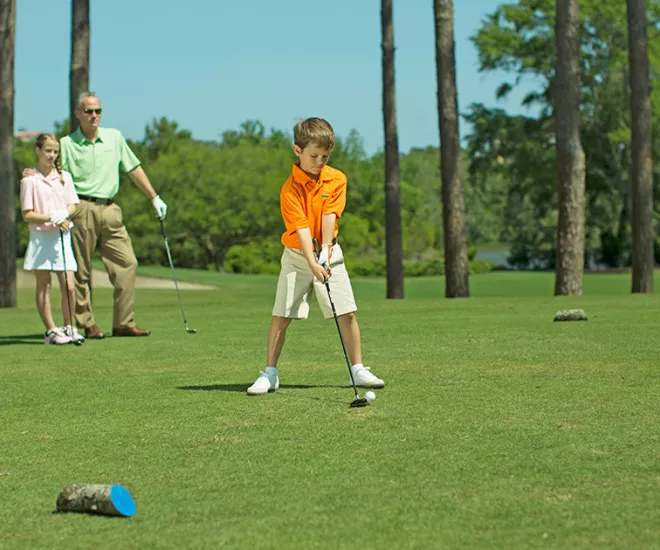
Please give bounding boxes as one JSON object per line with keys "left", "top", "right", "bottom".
{"left": 112, "top": 326, "right": 151, "bottom": 337}
{"left": 84, "top": 324, "right": 105, "bottom": 339}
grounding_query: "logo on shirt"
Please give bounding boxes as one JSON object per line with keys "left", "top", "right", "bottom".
{"left": 322, "top": 193, "right": 329, "bottom": 198}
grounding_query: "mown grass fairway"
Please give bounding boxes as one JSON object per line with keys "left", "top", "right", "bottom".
{"left": 1, "top": 271, "right": 659, "bottom": 549}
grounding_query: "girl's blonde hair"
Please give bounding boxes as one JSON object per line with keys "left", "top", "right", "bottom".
{"left": 35, "top": 133, "right": 65, "bottom": 185}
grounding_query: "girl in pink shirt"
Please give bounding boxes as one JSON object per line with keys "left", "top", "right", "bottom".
{"left": 20, "top": 133, "right": 83, "bottom": 345}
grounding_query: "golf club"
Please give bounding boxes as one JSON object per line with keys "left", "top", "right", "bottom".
{"left": 313, "top": 238, "right": 368, "bottom": 408}
{"left": 158, "top": 218, "right": 197, "bottom": 334}
{"left": 59, "top": 228, "right": 82, "bottom": 346}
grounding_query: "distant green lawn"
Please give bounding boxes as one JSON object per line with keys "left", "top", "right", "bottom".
{"left": 2, "top": 271, "right": 659, "bottom": 549}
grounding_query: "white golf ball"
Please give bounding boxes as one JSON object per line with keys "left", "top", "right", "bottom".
{"left": 365, "top": 391, "right": 376, "bottom": 403}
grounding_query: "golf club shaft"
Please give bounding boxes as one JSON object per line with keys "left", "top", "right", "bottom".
{"left": 59, "top": 229, "right": 74, "bottom": 328}
{"left": 312, "top": 238, "right": 360, "bottom": 399}
{"left": 325, "top": 282, "right": 360, "bottom": 399}
{"left": 159, "top": 218, "right": 191, "bottom": 330}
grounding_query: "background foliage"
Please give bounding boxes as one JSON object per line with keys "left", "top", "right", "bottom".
{"left": 13, "top": 0, "right": 660, "bottom": 274}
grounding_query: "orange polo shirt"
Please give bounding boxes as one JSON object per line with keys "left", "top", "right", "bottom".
{"left": 280, "top": 162, "right": 347, "bottom": 249}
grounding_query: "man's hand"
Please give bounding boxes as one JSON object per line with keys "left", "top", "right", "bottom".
{"left": 311, "top": 262, "right": 331, "bottom": 284}
{"left": 152, "top": 195, "right": 168, "bottom": 220}
{"left": 22, "top": 168, "right": 37, "bottom": 178}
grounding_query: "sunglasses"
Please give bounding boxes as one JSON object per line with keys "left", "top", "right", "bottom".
{"left": 83, "top": 108, "right": 103, "bottom": 115}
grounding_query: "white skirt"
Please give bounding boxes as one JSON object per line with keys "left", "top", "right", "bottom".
{"left": 24, "top": 230, "right": 78, "bottom": 272}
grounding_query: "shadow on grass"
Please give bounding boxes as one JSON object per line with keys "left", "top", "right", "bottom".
{"left": 0, "top": 334, "right": 44, "bottom": 346}
{"left": 177, "top": 383, "right": 347, "bottom": 392}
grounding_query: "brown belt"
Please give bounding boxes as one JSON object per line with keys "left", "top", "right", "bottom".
{"left": 79, "top": 194, "right": 114, "bottom": 206}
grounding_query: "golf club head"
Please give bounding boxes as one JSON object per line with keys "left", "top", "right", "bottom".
{"left": 73, "top": 340, "right": 83, "bottom": 347}
{"left": 349, "top": 397, "right": 369, "bottom": 408}
{"left": 186, "top": 327, "right": 197, "bottom": 334}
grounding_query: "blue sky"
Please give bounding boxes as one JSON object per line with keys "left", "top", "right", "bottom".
{"left": 14, "top": 0, "right": 537, "bottom": 155}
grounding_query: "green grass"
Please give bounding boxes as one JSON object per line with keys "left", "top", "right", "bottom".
{"left": 2, "top": 271, "right": 660, "bottom": 549}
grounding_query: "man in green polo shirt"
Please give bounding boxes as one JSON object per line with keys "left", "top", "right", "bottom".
{"left": 58, "top": 91, "right": 168, "bottom": 339}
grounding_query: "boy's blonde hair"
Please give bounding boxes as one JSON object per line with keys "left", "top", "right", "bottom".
{"left": 293, "top": 118, "right": 335, "bottom": 151}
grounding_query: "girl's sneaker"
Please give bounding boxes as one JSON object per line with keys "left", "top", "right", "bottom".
{"left": 62, "top": 325, "right": 85, "bottom": 344}
{"left": 45, "top": 329, "right": 73, "bottom": 345}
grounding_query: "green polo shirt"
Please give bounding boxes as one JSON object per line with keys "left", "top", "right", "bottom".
{"left": 59, "top": 127, "right": 141, "bottom": 199}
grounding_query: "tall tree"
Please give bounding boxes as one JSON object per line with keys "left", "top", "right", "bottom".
{"left": 434, "top": 0, "right": 469, "bottom": 297}
{"left": 554, "top": 0, "right": 586, "bottom": 295}
{"left": 627, "top": 0, "right": 654, "bottom": 292}
{"left": 70, "top": 0, "right": 90, "bottom": 132}
{"left": 381, "top": 0, "right": 403, "bottom": 298}
{"left": 0, "top": 0, "right": 16, "bottom": 308}
{"left": 468, "top": 0, "right": 660, "bottom": 271}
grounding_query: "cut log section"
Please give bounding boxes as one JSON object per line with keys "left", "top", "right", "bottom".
{"left": 553, "top": 309, "right": 588, "bottom": 322}
{"left": 56, "top": 484, "right": 136, "bottom": 517}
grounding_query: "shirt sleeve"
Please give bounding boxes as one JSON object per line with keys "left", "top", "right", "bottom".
{"left": 59, "top": 138, "right": 70, "bottom": 172}
{"left": 64, "top": 172, "right": 80, "bottom": 205}
{"left": 20, "top": 178, "right": 34, "bottom": 212}
{"left": 324, "top": 175, "right": 347, "bottom": 218}
{"left": 281, "top": 185, "right": 309, "bottom": 232}
{"left": 118, "top": 132, "right": 141, "bottom": 173}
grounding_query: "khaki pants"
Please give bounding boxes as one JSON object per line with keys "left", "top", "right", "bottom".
{"left": 70, "top": 200, "right": 138, "bottom": 329}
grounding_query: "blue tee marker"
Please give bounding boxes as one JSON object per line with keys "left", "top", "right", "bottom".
{"left": 110, "top": 485, "right": 136, "bottom": 517}
{"left": 56, "top": 483, "right": 136, "bottom": 517}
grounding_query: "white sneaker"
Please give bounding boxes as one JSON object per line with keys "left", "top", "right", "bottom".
{"left": 45, "top": 329, "right": 73, "bottom": 345}
{"left": 247, "top": 369, "right": 279, "bottom": 395}
{"left": 351, "top": 364, "right": 385, "bottom": 388}
{"left": 62, "top": 325, "right": 85, "bottom": 344}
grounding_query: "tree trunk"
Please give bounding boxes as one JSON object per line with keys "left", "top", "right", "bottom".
{"left": 627, "top": 0, "right": 654, "bottom": 293}
{"left": 0, "top": 0, "right": 16, "bottom": 308}
{"left": 381, "top": 0, "right": 404, "bottom": 299}
{"left": 70, "top": 0, "right": 90, "bottom": 132}
{"left": 433, "top": 0, "right": 469, "bottom": 298}
{"left": 554, "top": 0, "right": 586, "bottom": 296}
{"left": 56, "top": 484, "right": 136, "bottom": 517}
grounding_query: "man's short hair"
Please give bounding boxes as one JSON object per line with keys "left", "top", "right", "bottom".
{"left": 293, "top": 118, "right": 335, "bottom": 150}
{"left": 76, "top": 91, "right": 99, "bottom": 109}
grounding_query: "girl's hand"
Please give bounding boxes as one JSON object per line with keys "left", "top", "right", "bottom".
{"left": 59, "top": 219, "right": 71, "bottom": 232}
{"left": 49, "top": 211, "right": 68, "bottom": 225}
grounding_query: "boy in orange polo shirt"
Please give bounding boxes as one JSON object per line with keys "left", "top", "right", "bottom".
{"left": 248, "top": 118, "right": 385, "bottom": 395}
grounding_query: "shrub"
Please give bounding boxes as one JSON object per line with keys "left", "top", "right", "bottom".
{"left": 225, "top": 240, "right": 281, "bottom": 275}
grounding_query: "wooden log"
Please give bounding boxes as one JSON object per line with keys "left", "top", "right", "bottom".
{"left": 553, "top": 309, "right": 588, "bottom": 322}
{"left": 56, "top": 484, "right": 136, "bottom": 517}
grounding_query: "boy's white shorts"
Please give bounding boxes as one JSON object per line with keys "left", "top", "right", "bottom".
{"left": 272, "top": 244, "right": 357, "bottom": 320}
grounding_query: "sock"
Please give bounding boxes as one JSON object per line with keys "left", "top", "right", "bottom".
{"left": 351, "top": 363, "right": 364, "bottom": 371}
{"left": 265, "top": 366, "right": 278, "bottom": 377}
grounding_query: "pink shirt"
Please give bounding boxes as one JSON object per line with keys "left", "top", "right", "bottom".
{"left": 20, "top": 169, "right": 80, "bottom": 232}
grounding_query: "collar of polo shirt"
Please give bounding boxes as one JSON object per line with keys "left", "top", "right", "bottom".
{"left": 291, "top": 162, "right": 332, "bottom": 188}
{"left": 35, "top": 169, "right": 62, "bottom": 186}
{"left": 72, "top": 127, "right": 105, "bottom": 145}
